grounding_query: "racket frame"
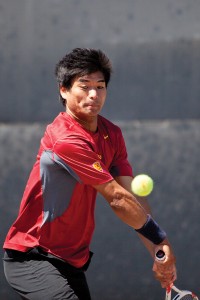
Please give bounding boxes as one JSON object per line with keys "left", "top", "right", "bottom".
{"left": 165, "top": 285, "right": 199, "bottom": 300}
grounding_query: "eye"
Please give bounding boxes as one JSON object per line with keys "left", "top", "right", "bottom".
{"left": 97, "top": 85, "right": 105, "bottom": 90}
{"left": 80, "top": 85, "right": 88, "bottom": 90}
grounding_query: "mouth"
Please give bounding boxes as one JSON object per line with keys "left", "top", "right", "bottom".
{"left": 85, "top": 103, "right": 100, "bottom": 109}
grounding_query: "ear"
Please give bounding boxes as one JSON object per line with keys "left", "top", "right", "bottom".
{"left": 60, "top": 86, "right": 68, "bottom": 100}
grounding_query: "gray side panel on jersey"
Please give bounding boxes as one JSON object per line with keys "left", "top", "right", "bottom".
{"left": 40, "top": 150, "right": 81, "bottom": 225}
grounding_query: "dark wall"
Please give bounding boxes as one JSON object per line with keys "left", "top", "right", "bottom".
{"left": 1, "top": 0, "right": 200, "bottom": 122}
{"left": 1, "top": 39, "right": 200, "bottom": 122}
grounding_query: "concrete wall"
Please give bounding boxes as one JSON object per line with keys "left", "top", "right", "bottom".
{"left": 0, "top": 0, "right": 200, "bottom": 299}
{"left": 1, "top": 0, "right": 200, "bottom": 121}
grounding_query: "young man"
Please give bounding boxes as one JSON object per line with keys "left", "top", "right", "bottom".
{"left": 3, "top": 48, "right": 176, "bottom": 300}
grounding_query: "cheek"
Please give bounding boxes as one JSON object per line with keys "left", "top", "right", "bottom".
{"left": 73, "top": 89, "right": 86, "bottom": 103}
{"left": 100, "top": 92, "right": 107, "bottom": 105}
{"left": 68, "top": 91, "right": 82, "bottom": 104}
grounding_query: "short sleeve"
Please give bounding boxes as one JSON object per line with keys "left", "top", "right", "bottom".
{"left": 109, "top": 129, "right": 133, "bottom": 177}
{"left": 53, "top": 138, "right": 113, "bottom": 186}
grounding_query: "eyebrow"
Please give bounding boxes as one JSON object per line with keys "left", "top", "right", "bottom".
{"left": 78, "top": 78, "right": 105, "bottom": 83}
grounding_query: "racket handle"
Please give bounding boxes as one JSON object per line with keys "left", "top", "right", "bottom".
{"left": 165, "top": 286, "right": 172, "bottom": 300}
{"left": 155, "top": 249, "right": 166, "bottom": 261}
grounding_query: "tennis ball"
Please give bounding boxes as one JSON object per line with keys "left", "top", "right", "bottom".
{"left": 131, "top": 174, "right": 154, "bottom": 196}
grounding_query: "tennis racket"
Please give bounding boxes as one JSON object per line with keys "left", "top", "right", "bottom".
{"left": 165, "top": 284, "right": 199, "bottom": 300}
{"left": 155, "top": 250, "right": 199, "bottom": 300}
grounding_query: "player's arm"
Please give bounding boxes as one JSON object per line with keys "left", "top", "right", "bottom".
{"left": 93, "top": 178, "right": 148, "bottom": 229}
{"left": 93, "top": 177, "right": 165, "bottom": 241}
{"left": 93, "top": 176, "right": 177, "bottom": 288}
{"left": 115, "top": 175, "right": 156, "bottom": 257}
{"left": 114, "top": 175, "right": 177, "bottom": 288}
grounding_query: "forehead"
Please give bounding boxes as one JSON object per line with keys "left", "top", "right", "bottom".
{"left": 75, "top": 71, "right": 105, "bottom": 83}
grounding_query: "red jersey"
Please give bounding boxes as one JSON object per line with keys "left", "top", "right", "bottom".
{"left": 3, "top": 113, "right": 133, "bottom": 268}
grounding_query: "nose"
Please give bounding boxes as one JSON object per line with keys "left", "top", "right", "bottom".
{"left": 89, "top": 88, "right": 97, "bottom": 99}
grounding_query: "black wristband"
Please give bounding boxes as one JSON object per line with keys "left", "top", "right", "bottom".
{"left": 135, "top": 215, "right": 167, "bottom": 245}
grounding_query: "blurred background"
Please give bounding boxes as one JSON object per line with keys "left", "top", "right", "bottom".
{"left": 0, "top": 0, "right": 200, "bottom": 299}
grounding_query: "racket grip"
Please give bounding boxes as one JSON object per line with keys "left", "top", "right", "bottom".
{"left": 155, "top": 249, "right": 166, "bottom": 261}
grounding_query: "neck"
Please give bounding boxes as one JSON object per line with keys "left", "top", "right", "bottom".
{"left": 66, "top": 107, "right": 97, "bottom": 132}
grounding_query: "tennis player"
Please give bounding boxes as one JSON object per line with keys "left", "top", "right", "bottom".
{"left": 3, "top": 48, "right": 176, "bottom": 300}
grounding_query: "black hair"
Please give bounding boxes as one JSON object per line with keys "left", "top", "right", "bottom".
{"left": 55, "top": 48, "right": 112, "bottom": 106}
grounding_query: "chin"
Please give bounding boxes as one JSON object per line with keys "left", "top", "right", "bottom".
{"left": 86, "top": 108, "right": 100, "bottom": 115}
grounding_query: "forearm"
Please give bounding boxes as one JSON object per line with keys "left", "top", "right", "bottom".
{"left": 94, "top": 179, "right": 166, "bottom": 245}
{"left": 137, "top": 233, "right": 155, "bottom": 258}
{"left": 135, "top": 194, "right": 156, "bottom": 257}
{"left": 135, "top": 192, "right": 177, "bottom": 286}
{"left": 94, "top": 179, "right": 148, "bottom": 229}
{"left": 137, "top": 233, "right": 172, "bottom": 259}
{"left": 113, "top": 176, "right": 167, "bottom": 249}
{"left": 96, "top": 176, "right": 177, "bottom": 288}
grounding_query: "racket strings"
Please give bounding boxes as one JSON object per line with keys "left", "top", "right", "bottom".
{"left": 178, "top": 295, "right": 194, "bottom": 300}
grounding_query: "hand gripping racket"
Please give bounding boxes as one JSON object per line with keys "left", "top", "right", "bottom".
{"left": 155, "top": 251, "right": 199, "bottom": 300}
